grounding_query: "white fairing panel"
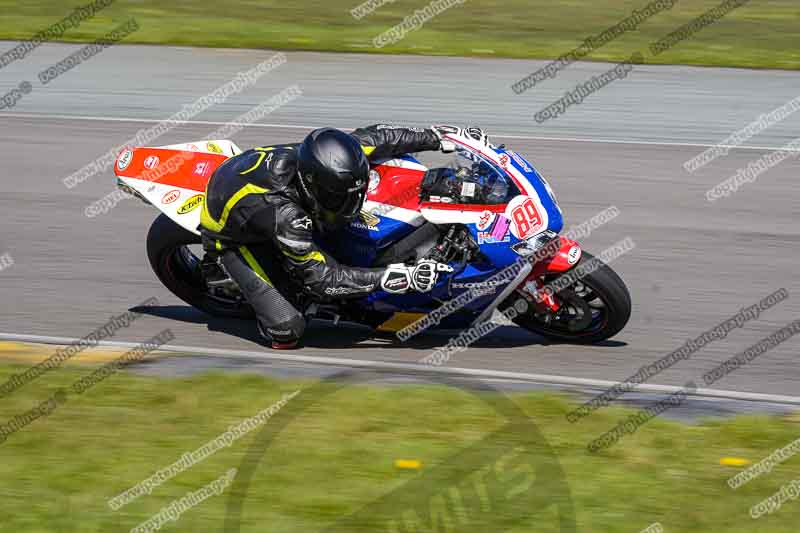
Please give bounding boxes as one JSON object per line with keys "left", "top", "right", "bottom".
{"left": 120, "top": 177, "right": 207, "bottom": 235}
{"left": 419, "top": 208, "right": 488, "bottom": 225}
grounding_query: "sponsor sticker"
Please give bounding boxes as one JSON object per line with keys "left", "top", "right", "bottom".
{"left": 452, "top": 281, "right": 498, "bottom": 296}
{"left": 116, "top": 149, "right": 133, "bottom": 171}
{"left": 193, "top": 161, "right": 211, "bottom": 177}
{"left": 452, "top": 280, "right": 506, "bottom": 289}
{"left": 143, "top": 155, "right": 160, "bottom": 170}
{"left": 359, "top": 211, "right": 380, "bottom": 227}
{"left": 465, "top": 285, "right": 496, "bottom": 296}
{"left": 507, "top": 150, "right": 533, "bottom": 173}
{"left": 350, "top": 221, "right": 379, "bottom": 232}
{"left": 488, "top": 214, "right": 511, "bottom": 241}
{"left": 476, "top": 210, "right": 495, "bottom": 231}
{"left": 368, "top": 169, "right": 381, "bottom": 194}
{"left": 161, "top": 190, "right": 180, "bottom": 205}
{"left": 567, "top": 245, "right": 581, "bottom": 265}
{"left": 498, "top": 154, "right": 510, "bottom": 168}
{"left": 177, "top": 194, "right": 204, "bottom": 214}
{"left": 477, "top": 231, "right": 511, "bottom": 245}
{"left": 206, "top": 142, "right": 223, "bottom": 154}
{"left": 428, "top": 196, "right": 454, "bottom": 203}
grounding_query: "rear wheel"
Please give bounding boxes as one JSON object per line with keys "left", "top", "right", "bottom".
{"left": 511, "top": 252, "right": 631, "bottom": 343}
{"left": 146, "top": 214, "right": 254, "bottom": 318}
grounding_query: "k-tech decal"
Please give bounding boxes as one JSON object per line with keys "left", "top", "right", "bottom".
{"left": 177, "top": 194, "right": 204, "bottom": 214}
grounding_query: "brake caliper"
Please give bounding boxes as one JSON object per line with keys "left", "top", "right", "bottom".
{"left": 520, "top": 278, "right": 561, "bottom": 312}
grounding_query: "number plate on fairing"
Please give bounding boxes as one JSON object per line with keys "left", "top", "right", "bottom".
{"left": 505, "top": 195, "right": 549, "bottom": 240}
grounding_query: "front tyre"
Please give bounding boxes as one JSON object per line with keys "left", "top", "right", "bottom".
{"left": 512, "top": 252, "right": 631, "bottom": 343}
{"left": 146, "top": 214, "right": 254, "bottom": 318}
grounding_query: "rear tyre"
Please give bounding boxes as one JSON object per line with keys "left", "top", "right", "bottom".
{"left": 146, "top": 214, "right": 254, "bottom": 318}
{"left": 512, "top": 252, "right": 631, "bottom": 343}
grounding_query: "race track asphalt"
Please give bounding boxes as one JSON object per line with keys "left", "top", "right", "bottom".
{"left": 1, "top": 43, "right": 798, "bottom": 399}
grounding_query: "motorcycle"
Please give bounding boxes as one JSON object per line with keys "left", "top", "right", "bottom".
{"left": 113, "top": 131, "right": 631, "bottom": 344}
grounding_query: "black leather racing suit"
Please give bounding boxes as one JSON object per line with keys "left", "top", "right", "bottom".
{"left": 199, "top": 124, "right": 442, "bottom": 344}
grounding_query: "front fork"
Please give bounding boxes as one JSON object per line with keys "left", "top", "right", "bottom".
{"left": 518, "top": 236, "right": 582, "bottom": 312}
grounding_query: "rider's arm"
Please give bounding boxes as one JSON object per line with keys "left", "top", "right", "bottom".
{"left": 270, "top": 200, "right": 450, "bottom": 298}
{"left": 273, "top": 201, "right": 384, "bottom": 300}
{"left": 350, "top": 124, "right": 441, "bottom": 161}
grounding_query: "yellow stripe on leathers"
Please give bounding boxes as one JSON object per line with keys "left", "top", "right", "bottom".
{"left": 239, "top": 147, "right": 274, "bottom": 175}
{"left": 239, "top": 246, "right": 273, "bottom": 286}
{"left": 200, "top": 183, "right": 269, "bottom": 233}
{"left": 281, "top": 249, "right": 326, "bottom": 263}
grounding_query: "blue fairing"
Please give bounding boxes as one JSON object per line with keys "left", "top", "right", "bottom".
{"left": 324, "top": 217, "right": 418, "bottom": 267}
{"left": 324, "top": 147, "right": 564, "bottom": 329}
{"left": 499, "top": 148, "right": 564, "bottom": 235}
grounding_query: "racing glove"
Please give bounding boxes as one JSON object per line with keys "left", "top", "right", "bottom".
{"left": 431, "top": 125, "right": 489, "bottom": 152}
{"left": 381, "top": 259, "right": 454, "bottom": 294}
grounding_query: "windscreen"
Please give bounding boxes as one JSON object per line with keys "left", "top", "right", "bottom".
{"left": 420, "top": 146, "right": 521, "bottom": 205}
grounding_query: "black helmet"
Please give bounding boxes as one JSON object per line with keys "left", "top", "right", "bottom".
{"left": 296, "top": 128, "right": 370, "bottom": 231}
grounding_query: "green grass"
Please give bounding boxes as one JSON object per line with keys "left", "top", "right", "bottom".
{"left": 1, "top": 357, "right": 800, "bottom": 531}
{"left": 0, "top": 0, "right": 798, "bottom": 69}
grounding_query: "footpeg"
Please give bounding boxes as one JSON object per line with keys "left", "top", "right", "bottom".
{"left": 201, "top": 256, "right": 239, "bottom": 293}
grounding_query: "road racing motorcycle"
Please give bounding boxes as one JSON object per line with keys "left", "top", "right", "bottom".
{"left": 113, "top": 131, "right": 631, "bottom": 343}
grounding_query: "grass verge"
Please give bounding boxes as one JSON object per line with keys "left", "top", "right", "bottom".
{"left": 0, "top": 349, "right": 799, "bottom": 531}
{"left": 0, "top": 0, "right": 798, "bottom": 70}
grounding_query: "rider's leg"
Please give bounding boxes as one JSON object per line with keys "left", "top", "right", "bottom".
{"left": 220, "top": 245, "right": 305, "bottom": 349}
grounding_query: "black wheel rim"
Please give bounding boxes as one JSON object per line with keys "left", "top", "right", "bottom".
{"left": 162, "top": 244, "right": 247, "bottom": 309}
{"left": 524, "top": 278, "right": 610, "bottom": 338}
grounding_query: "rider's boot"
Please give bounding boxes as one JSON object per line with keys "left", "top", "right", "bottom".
{"left": 257, "top": 320, "right": 300, "bottom": 350}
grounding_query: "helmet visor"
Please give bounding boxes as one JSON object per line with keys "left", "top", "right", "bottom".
{"left": 316, "top": 175, "right": 366, "bottom": 225}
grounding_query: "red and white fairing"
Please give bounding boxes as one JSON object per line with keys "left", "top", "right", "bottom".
{"left": 362, "top": 131, "right": 551, "bottom": 234}
{"left": 363, "top": 157, "right": 427, "bottom": 228}
{"left": 114, "top": 140, "right": 241, "bottom": 234}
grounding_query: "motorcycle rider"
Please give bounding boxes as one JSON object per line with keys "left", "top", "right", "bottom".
{"left": 200, "top": 124, "right": 489, "bottom": 349}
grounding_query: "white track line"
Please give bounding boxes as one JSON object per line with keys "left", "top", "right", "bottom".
{"left": 2, "top": 112, "right": 798, "bottom": 153}
{"left": 2, "top": 332, "right": 800, "bottom": 407}
{"left": 0, "top": 112, "right": 317, "bottom": 130}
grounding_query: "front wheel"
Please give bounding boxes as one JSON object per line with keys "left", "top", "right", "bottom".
{"left": 511, "top": 252, "right": 631, "bottom": 343}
